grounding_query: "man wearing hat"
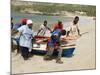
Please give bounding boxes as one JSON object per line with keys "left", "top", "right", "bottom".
{"left": 12, "top": 18, "right": 27, "bottom": 31}
{"left": 12, "top": 19, "right": 34, "bottom": 60}
{"left": 11, "top": 18, "right": 27, "bottom": 53}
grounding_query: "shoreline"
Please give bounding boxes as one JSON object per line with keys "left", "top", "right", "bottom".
{"left": 12, "top": 11, "right": 96, "bottom": 18}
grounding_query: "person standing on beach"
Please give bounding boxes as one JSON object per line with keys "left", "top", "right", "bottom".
{"left": 37, "top": 20, "right": 52, "bottom": 36}
{"left": 66, "top": 16, "right": 81, "bottom": 36}
{"left": 11, "top": 18, "right": 27, "bottom": 53}
{"left": 12, "top": 20, "right": 34, "bottom": 60}
{"left": 12, "top": 18, "right": 27, "bottom": 31}
{"left": 44, "top": 29, "right": 66, "bottom": 64}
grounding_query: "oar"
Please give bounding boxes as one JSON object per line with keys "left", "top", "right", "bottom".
{"left": 80, "top": 32, "right": 89, "bottom": 36}
{"left": 61, "top": 44, "right": 76, "bottom": 47}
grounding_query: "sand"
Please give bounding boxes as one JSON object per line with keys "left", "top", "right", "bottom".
{"left": 11, "top": 17, "right": 96, "bottom": 74}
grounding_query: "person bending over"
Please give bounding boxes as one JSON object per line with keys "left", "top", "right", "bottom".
{"left": 44, "top": 29, "right": 66, "bottom": 64}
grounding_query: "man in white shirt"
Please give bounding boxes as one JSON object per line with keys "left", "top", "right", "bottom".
{"left": 66, "top": 16, "right": 81, "bottom": 36}
{"left": 11, "top": 18, "right": 27, "bottom": 53}
{"left": 37, "top": 20, "right": 51, "bottom": 36}
{"left": 12, "top": 19, "right": 34, "bottom": 60}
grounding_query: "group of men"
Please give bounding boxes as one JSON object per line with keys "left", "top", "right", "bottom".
{"left": 11, "top": 16, "right": 80, "bottom": 64}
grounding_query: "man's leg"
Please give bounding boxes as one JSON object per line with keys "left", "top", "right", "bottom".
{"left": 16, "top": 38, "right": 20, "bottom": 53}
{"left": 44, "top": 46, "right": 54, "bottom": 60}
{"left": 56, "top": 47, "right": 63, "bottom": 64}
{"left": 17, "top": 41, "right": 20, "bottom": 53}
{"left": 46, "top": 46, "right": 54, "bottom": 56}
{"left": 20, "top": 46, "right": 29, "bottom": 60}
{"left": 11, "top": 38, "right": 17, "bottom": 52}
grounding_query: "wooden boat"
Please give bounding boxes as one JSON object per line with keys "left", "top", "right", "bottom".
{"left": 32, "top": 36, "right": 78, "bottom": 57}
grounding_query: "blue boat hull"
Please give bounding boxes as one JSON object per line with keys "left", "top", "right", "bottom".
{"left": 32, "top": 47, "right": 75, "bottom": 57}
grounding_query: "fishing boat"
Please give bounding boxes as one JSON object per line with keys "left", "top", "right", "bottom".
{"left": 32, "top": 36, "right": 77, "bottom": 57}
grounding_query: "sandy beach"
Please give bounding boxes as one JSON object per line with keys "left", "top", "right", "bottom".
{"left": 11, "top": 17, "right": 96, "bottom": 74}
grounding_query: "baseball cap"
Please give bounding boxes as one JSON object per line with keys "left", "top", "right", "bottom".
{"left": 21, "top": 18, "right": 27, "bottom": 24}
{"left": 27, "top": 19, "right": 33, "bottom": 25}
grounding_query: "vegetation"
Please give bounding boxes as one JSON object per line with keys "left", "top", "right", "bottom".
{"left": 11, "top": 1, "right": 96, "bottom": 16}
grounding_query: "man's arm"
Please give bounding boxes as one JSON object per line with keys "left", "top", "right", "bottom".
{"left": 37, "top": 29, "right": 42, "bottom": 35}
{"left": 52, "top": 24, "right": 57, "bottom": 33}
{"left": 76, "top": 26, "right": 81, "bottom": 36}
{"left": 66, "top": 27, "right": 72, "bottom": 36}
{"left": 11, "top": 29, "right": 19, "bottom": 36}
{"left": 12, "top": 25, "right": 24, "bottom": 36}
{"left": 47, "top": 27, "right": 52, "bottom": 32}
{"left": 77, "top": 29, "right": 81, "bottom": 36}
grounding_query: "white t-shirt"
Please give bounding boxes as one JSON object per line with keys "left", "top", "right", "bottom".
{"left": 38, "top": 24, "right": 50, "bottom": 36}
{"left": 66, "top": 22, "right": 79, "bottom": 36}
{"left": 17, "top": 25, "right": 34, "bottom": 49}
